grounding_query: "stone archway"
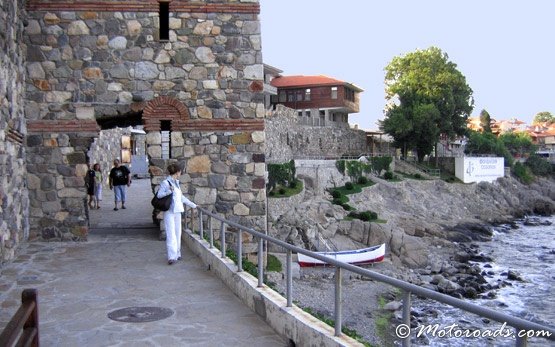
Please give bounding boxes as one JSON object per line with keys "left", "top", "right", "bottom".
{"left": 143, "top": 96, "right": 190, "bottom": 132}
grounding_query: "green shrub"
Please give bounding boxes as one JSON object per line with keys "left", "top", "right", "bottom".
{"left": 371, "top": 156, "right": 393, "bottom": 175}
{"left": 331, "top": 190, "right": 342, "bottom": 199}
{"left": 525, "top": 154, "right": 553, "bottom": 176}
{"left": 336, "top": 160, "right": 346, "bottom": 175}
{"left": 341, "top": 203, "right": 353, "bottom": 211}
{"left": 513, "top": 162, "right": 533, "bottom": 184}
{"left": 359, "top": 211, "right": 372, "bottom": 221}
{"left": 358, "top": 176, "right": 368, "bottom": 185}
{"left": 348, "top": 210, "right": 378, "bottom": 222}
{"left": 267, "top": 160, "right": 296, "bottom": 190}
{"left": 383, "top": 171, "right": 394, "bottom": 180}
{"left": 289, "top": 180, "right": 298, "bottom": 189}
{"left": 414, "top": 173, "right": 422, "bottom": 179}
{"left": 269, "top": 191, "right": 275, "bottom": 197}
{"left": 278, "top": 188, "right": 286, "bottom": 195}
{"left": 332, "top": 198, "right": 343, "bottom": 205}
{"left": 345, "top": 182, "right": 354, "bottom": 190}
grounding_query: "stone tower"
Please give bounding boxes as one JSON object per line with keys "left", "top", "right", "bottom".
{"left": 1, "top": 0, "right": 267, "bottom": 261}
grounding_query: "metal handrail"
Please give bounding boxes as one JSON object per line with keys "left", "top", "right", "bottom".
{"left": 190, "top": 206, "right": 555, "bottom": 346}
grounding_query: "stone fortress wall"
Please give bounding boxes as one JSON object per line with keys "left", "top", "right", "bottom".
{"left": 265, "top": 105, "right": 369, "bottom": 163}
{"left": 0, "top": 0, "right": 30, "bottom": 264}
{"left": 0, "top": 0, "right": 267, "bottom": 263}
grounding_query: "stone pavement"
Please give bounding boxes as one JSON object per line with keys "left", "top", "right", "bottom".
{"left": 0, "top": 178, "right": 287, "bottom": 346}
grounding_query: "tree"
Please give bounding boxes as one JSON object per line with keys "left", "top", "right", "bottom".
{"left": 479, "top": 109, "right": 492, "bottom": 133}
{"left": 464, "top": 130, "right": 514, "bottom": 166}
{"left": 533, "top": 111, "right": 555, "bottom": 125}
{"left": 499, "top": 132, "right": 537, "bottom": 158}
{"left": 525, "top": 154, "right": 553, "bottom": 176}
{"left": 380, "top": 47, "right": 474, "bottom": 162}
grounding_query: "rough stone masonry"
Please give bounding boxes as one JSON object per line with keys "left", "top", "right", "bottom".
{"left": 1, "top": 0, "right": 267, "bottom": 263}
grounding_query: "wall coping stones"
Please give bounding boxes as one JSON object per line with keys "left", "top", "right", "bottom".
{"left": 26, "top": 1, "right": 260, "bottom": 14}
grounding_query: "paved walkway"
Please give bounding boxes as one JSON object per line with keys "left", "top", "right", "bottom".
{"left": 0, "top": 178, "right": 287, "bottom": 346}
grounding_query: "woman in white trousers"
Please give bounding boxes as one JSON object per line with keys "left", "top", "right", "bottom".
{"left": 156, "top": 163, "right": 197, "bottom": 265}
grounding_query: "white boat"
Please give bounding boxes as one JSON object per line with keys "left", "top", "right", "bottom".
{"left": 297, "top": 243, "right": 386, "bottom": 267}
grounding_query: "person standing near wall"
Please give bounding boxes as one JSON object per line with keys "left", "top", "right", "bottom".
{"left": 93, "top": 163, "right": 103, "bottom": 209}
{"left": 109, "top": 159, "right": 131, "bottom": 211}
{"left": 157, "top": 163, "right": 197, "bottom": 265}
{"left": 85, "top": 165, "right": 96, "bottom": 209}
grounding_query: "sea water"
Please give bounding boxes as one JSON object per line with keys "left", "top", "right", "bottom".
{"left": 412, "top": 216, "right": 555, "bottom": 346}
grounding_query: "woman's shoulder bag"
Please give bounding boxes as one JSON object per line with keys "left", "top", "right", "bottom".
{"left": 151, "top": 180, "right": 173, "bottom": 211}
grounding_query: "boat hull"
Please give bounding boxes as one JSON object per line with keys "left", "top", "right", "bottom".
{"left": 297, "top": 243, "right": 386, "bottom": 267}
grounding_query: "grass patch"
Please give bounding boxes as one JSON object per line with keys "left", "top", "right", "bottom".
{"left": 375, "top": 295, "right": 394, "bottom": 343}
{"left": 268, "top": 179, "right": 303, "bottom": 198}
{"left": 329, "top": 180, "right": 382, "bottom": 221}
{"left": 395, "top": 171, "right": 428, "bottom": 180}
{"left": 266, "top": 254, "right": 282, "bottom": 272}
{"left": 334, "top": 180, "right": 374, "bottom": 196}
{"left": 199, "top": 231, "right": 279, "bottom": 289}
{"left": 440, "top": 173, "right": 463, "bottom": 183}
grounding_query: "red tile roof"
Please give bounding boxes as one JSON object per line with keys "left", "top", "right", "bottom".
{"left": 533, "top": 129, "right": 555, "bottom": 137}
{"left": 271, "top": 75, "right": 363, "bottom": 91}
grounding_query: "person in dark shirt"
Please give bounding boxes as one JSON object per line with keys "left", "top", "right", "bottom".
{"left": 85, "top": 165, "right": 96, "bottom": 209}
{"left": 108, "top": 159, "right": 131, "bottom": 211}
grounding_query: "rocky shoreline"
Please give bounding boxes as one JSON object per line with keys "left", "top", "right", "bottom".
{"left": 267, "top": 174, "right": 555, "bottom": 345}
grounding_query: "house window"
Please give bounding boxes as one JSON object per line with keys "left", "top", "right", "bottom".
{"left": 305, "top": 110, "right": 311, "bottom": 117}
{"left": 305, "top": 89, "right": 311, "bottom": 101}
{"left": 161, "top": 120, "right": 171, "bottom": 159}
{"left": 159, "top": 2, "right": 170, "bottom": 41}
{"left": 296, "top": 90, "right": 303, "bottom": 101}
{"left": 279, "top": 91, "right": 286, "bottom": 102}
{"left": 298, "top": 111, "right": 303, "bottom": 117}
{"left": 331, "top": 86, "right": 338, "bottom": 99}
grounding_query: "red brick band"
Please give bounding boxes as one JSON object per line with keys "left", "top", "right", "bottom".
{"left": 182, "top": 119, "right": 264, "bottom": 131}
{"left": 143, "top": 118, "right": 264, "bottom": 132}
{"left": 26, "top": 1, "right": 260, "bottom": 14}
{"left": 27, "top": 120, "right": 100, "bottom": 133}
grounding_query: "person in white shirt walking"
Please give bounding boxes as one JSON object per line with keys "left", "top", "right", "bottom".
{"left": 156, "top": 163, "right": 197, "bottom": 265}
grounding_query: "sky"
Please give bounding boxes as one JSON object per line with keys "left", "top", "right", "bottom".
{"left": 259, "top": 0, "right": 555, "bottom": 131}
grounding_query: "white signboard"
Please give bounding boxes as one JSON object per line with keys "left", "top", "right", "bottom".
{"left": 455, "top": 157, "right": 505, "bottom": 183}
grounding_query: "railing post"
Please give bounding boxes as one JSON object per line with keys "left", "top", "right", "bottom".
{"left": 402, "top": 290, "right": 411, "bottom": 347}
{"left": 199, "top": 210, "right": 203, "bottom": 239}
{"left": 183, "top": 207, "right": 188, "bottom": 231}
{"left": 257, "top": 238, "right": 264, "bottom": 287}
{"left": 0, "top": 288, "right": 39, "bottom": 347}
{"left": 515, "top": 332, "right": 527, "bottom": 347}
{"left": 220, "top": 221, "right": 226, "bottom": 258}
{"left": 190, "top": 206, "right": 194, "bottom": 232}
{"left": 208, "top": 216, "right": 214, "bottom": 249}
{"left": 23, "top": 288, "right": 39, "bottom": 347}
{"left": 334, "top": 267, "right": 342, "bottom": 337}
{"left": 286, "top": 250, "right": 292, "bottom": 307}
{"left": 237, "top": 229, "right": 242, "bottom": 272}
